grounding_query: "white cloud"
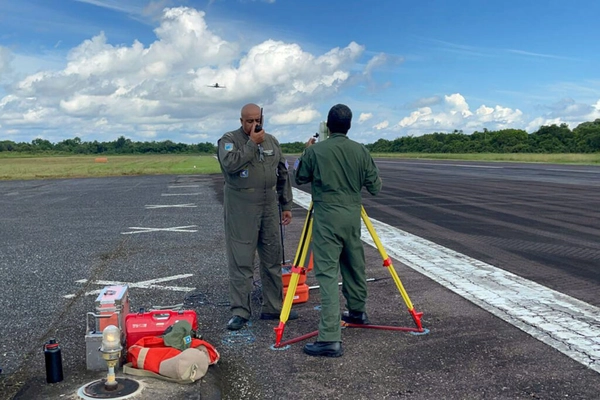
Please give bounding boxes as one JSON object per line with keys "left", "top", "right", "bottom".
{"left": 358, "top": 113, "right": 373, "bottom": 123}
{"left": 526, "top": 117, "right": 564, "bottom": 132}
{"left": 524, "top": 98, "right": 600, "bottom": 132}
{"left": 395, "top": 93, "right": 524, "bottom": 135}
{"left": 398, "top": 107, "right": 433, "bottom": 128}
{"left": 373, "top": 120, "right": 389, "bottom": 130}
{"left": 0, "top": 7, "right": 369, "bottom": 144}
{"left": 363, "top": 53, "right": 387, "bottom": 76}
{"left": 270, "top": 106, "right": 320, "bottom": 125}
{"left": 445, "top": 93, "right": 472, "bottom": 117}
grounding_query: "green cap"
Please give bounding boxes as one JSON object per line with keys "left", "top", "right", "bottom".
{"left": 163, "top": 320, "right": 193, "bottom": 351}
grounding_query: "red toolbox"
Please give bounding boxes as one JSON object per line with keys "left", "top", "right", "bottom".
{"left": 125, "top": 309, "right": 198, "bottom": 350}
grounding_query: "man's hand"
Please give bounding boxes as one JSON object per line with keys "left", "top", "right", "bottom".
{"left": 250, "top": 124, "right": 265, "bottom": 144}
{"left": 281, "top": 210, "right": 292, "bottom": 226}
{"left": 305, "top": 137, "right": 316, "bottom": 148}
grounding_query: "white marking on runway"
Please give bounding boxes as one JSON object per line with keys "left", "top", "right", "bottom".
{"left": 168, "top": 185, "right": 200, "bottom": 188}
{"left": 121, "top": 225, "right": 198, "bottom": 234}
{"left": 547, "top": 168, "right": 600, "bottom": 174}
{"left": 292, "top": 187, "right": 600, "bottom": 374}
{"left": 161, "top": 192, "right": 202, "bottom": 196}
{"left": 145, "top": 204, "right": 197, "bottom": 209}
{"left": 376, "top": 161, "right": 503, "bottom": 168}
{"left": 63, "top": 274, "right": 195, "bottom": 298}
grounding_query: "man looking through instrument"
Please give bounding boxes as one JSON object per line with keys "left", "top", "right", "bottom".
{"left": 294, "top": 104, "right": 382, "bottom": 357}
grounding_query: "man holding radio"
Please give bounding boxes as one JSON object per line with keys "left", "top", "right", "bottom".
{"left": 217, "top": 103, "right": 297, "bottom": 331}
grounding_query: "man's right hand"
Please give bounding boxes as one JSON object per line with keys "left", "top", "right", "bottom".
{"left": 305, "top": 137, "right": 316, "bottom": 147}
{"left": 250, "top": 125, "right": 265, "bottom": 144}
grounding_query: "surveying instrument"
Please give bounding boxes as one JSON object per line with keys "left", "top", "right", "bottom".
{"left": 272, "top": 123, "right": 426, "bottom": 349}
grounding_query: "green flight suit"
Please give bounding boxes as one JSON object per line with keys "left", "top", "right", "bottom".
{"left": 295, "top": 133, "right": 382, "bottom": 342}
{"left": 218, "top": 128, "right": 293, "bottom": 320}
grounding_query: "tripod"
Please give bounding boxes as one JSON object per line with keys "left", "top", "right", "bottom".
{"left": 273, "top": 203, "right": 425, "bottom": 348}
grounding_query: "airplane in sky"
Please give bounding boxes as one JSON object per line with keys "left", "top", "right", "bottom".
{"left": 206, "top": 83, "right": 226, "bottom": 89}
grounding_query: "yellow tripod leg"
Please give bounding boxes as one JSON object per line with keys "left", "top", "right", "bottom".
{"left": 361, "top": 206, "right": 424, "bottom": 331}
{"left": 274, "top": 203, "right": 313, "bottom": 346}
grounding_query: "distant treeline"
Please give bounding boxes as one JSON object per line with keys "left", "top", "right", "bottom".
{"left": 2, "top": 119, "right": 600, "bottom": 155}
{"left": 0, "top": 136, "right": 216, "bottom": 154}
{"left": 282, "top": 119, "right": 600, "bottom": 154}
{"left": 365, "top": 119, "right": 600, "bottom": 153}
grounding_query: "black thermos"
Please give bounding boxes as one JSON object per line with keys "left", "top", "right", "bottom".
{"left": 44, "top": 338, "right": 64, "bottom": 383}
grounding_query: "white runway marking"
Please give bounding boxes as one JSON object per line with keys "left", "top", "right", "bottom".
{"left": 63, "top": 274, "right": 195, "bottom": 298}
{"left": 547, "top": 168, "right": 600, "bottom": 174}
{"left": 168, "top": 185, "right": 200, "bottom": 188}
{"left": 121, "top": 225, "right": 198, "bottom": 234}
{"left": 292, "top": 188, "right": 600, "bottom": 374}
{"left": 161, "top": 192, "right": 202, "bottom": 196}
{"left": 145, "top": 204, "right": 197, "bottom": 209}
{"left": 376, "top": 161, "right": 503, "bottom": 168}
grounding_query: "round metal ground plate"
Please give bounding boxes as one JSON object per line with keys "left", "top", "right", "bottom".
{"left": 77, "top": 378, "right": 142, "bottom": 399}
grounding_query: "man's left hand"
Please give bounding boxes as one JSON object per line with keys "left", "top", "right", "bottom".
{"left": 281, "top": 210, "right": 292, "bottom": 226}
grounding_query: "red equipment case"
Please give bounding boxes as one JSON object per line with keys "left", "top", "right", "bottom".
{"left": 125, "top": 309, "right": 198, "bottom": 349}
{"left": 283, "top": 283, "right": 309, "bottom": 304}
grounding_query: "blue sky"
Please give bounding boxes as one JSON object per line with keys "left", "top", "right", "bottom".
{"left": 1, "top": 0, "right": 599, "bottom": 145}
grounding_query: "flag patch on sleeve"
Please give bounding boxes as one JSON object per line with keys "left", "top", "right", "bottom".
{"left": 224, "top": 143, "right": 233, "bottom": 151}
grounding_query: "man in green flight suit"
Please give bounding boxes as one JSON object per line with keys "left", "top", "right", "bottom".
{"left": 218, "top": 103, "right": 298, "bottom": 331}
{"left": 295, "top": 104, "right": 382, "bottom": 357}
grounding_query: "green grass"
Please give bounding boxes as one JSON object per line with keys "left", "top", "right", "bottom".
{"left": 0, "top": 154, "right": 221, "bottom": 180}
{"left": 370, "top": 152, "right": 600, "bottom": 164}
{"left": 1, "top": 152, "right": 598, "bottom": 181}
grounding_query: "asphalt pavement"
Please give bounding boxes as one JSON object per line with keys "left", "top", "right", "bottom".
{"left": 1, "top": 163, "right": 599, "bottom": 400}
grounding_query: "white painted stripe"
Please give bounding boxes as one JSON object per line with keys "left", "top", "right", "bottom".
{"left": 376, "top": 161, "right": 503, "bottom": 169}
{"left": 121, "top": 225, "right": 198, "bottom": 234}
{"left": 547, "top": 168, "right": 600, "bottom": 174}
{"left": 145, "top": 204, "right": 197, "bottom": 209}
{"left": 292, "top": 187, "right": 600, "bottom": 374}
{"left": 168, "top": 185, "right": 200, "bottom": 188}
{"left": 161, "top": 193, "right": 202, "bottom": 196}
{"left": 65, "top": 275, "right": 195, "bottom": 298}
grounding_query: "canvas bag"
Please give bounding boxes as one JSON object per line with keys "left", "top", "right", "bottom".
{"left": 124, "top": 335, "right": 220, "bottom": 383}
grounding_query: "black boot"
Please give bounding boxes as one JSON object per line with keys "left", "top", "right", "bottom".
{"left": 226, "top": 315, "right": 248, "bottom": 330}
{"left": 342, "top": 310, "right": 370, "bottom": 325}
{"left": 303, "top": 341, "right": 343, "bottom": 357}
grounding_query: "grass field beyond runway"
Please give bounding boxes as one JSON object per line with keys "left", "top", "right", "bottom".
{"left": 0, "top": 154, "right": 222, "bottom": 180}
{"left": 0, "top": 152, "right": 598, "bottom": 180}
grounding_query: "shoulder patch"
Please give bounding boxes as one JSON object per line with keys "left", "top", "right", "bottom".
{"left": 293, "top": 159, "right": 300, "bottom": 170}
{"left": 224, "top": 143, "right": 233, "bottom": 151}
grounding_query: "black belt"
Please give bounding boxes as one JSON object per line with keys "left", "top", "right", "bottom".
{"left": 227, "top": 185, "right": 276, "bottom": 193}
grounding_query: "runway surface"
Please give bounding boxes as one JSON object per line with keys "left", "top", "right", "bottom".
{"left": 0, "top": 158, "right": 599, "bottom": 399}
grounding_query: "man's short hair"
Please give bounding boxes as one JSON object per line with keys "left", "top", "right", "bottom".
{"left": 327, "top": 104, "right": 352, "bottom": 134}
